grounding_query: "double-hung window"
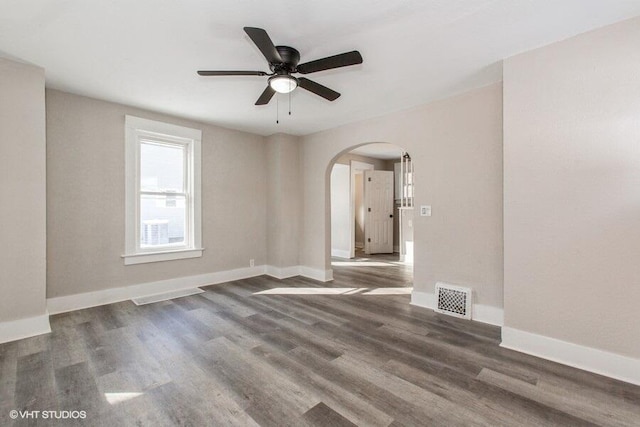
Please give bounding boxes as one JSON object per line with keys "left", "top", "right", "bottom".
{"left": 123, "top": 116, "right": 203, "bottom": 265}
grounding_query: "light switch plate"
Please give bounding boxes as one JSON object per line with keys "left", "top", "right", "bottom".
{"left": 420, "top": 205, "right": 431, "bottom": 216}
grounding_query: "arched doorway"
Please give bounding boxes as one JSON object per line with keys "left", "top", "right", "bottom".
{"left": 327, "top": 142, "right": 414, "bottom": 287}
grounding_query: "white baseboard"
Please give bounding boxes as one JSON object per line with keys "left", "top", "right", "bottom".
{"left": 48, "top": 264, "right": 335, "bottom": 315}
{"left": 47, "top": 265, "right": 267, "bottom": 315}
{"left": 473, "top": 304, "right": 504, "bottom": 327}
{"left": 399, "top": 254, "right": 414, "bottom": 264}
{"left": 265, "top": 265, "right": 301, "bottom": 280}
{"left": 300, "top": 266, "right": 334, "bottom": 282}
{"left": 265, "top": 265, "right": 333, "bottom": 282}
{"left": 0, "top": 312, "right": 51, "bottom": 344}
{"left": 410, "top": 290, "right": 504, "bottom": 327}
{"left": 411, "top": 290, "right": 436, "bottom": 309}
{"left": 501, "top": 327, "right": 640, "bottom": 386}
{"left": 331, "top": 249, "right": 351, "bottom": 259}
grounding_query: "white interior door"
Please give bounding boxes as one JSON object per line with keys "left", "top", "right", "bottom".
{"left": 350, "top": 160, "right": 374, "bottom": 257}
{"left": 364, "top": 170, "right": 394, "bottom": 254}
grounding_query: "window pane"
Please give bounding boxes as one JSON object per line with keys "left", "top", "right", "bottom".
{"left": 140, "top": 142, "right": 184, "bottom": 192}
{"left": 140, "top": 194, "right": 186, "bottom": 247}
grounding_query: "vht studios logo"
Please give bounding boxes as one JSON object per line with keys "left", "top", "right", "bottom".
{"left": 10, "top": 410, "right": 87, "bottom": 420}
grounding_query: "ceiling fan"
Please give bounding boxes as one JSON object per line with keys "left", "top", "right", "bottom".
{"left": 197, "top": 27, "right": 363, "bottom": 105}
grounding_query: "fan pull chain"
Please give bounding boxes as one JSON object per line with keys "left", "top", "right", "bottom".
{"left": 276, "top": 94, "right": 279, "bottom": 124}
{"left": 289, "top": 90, "right": 291, "bottom": 116}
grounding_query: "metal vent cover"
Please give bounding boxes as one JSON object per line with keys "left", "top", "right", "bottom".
{"left": 435, "top": 282, "right": 472, "bottom": 319}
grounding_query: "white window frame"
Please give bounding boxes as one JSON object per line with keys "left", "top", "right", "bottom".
{"left": 123, "top": 115, "right": 203, "bottom": 265}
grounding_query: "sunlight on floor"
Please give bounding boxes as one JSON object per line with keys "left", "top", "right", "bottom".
{"left": 331, "top": 261, "right": 397, "bottom": 267}
{"left": 255, "top": 288, "right": 357, "bottom": 295}
{"left": 254, "top": 287, "right": 413, "bottom": 296}
{"left": 105, "top": 392, "right": 144, "bottom": 405}
{"left": 362, "top": 287, "right": 412, "bottom": 295}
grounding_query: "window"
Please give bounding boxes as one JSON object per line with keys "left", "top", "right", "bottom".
{"left": 123, "top": 116, "right": 203, "bottom": 265}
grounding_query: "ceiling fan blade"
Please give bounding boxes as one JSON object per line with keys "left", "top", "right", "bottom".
{"left": 197, "top": 70, "right": 267, "bottom": 76}
{"left": 244, "top": 27, "right": 283, "bottom": 64}
{"left": 296, "top": 51, "right": 363, "bottom": 74}
{"left": 298, "top": 78, "right": 340, "bottom": 101}
{"left": 255, "top": 86, "right": 276, "bottom": 105}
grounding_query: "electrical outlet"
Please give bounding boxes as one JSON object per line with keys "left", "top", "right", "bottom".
{"left": 420, "top": 205, "right": 431, "bottom": 216}
{"left": 249, "top": 259, "right": 255, "bottom": 268}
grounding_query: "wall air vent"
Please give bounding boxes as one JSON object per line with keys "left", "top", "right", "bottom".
{"left": 435, "top": 282, "right": 472, "bottom": 319}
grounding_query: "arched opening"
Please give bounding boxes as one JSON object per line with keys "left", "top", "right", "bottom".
{"left": 327, "top": 142, "right": 414, "bottom": 288}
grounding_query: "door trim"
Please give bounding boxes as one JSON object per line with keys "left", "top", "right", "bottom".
{"left": 350, "top": 160, "right": 374, "bottom": 258}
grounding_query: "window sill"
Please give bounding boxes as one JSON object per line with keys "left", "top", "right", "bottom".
{"left": 122, "top": 248, "right": 204, "bottom": 265}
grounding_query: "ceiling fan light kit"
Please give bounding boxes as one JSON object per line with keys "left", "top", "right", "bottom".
{"left": 269, "top": 75, "right": 298, "bottom": 94}
{"left": 197, "top": 27, "right": 363, "bottom": 107}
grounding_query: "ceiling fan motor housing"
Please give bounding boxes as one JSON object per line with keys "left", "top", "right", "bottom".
{"left": 271, "top": 46, "right": 300, "bottom": 73}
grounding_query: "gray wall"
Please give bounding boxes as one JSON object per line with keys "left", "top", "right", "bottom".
{"left": 0, "top": 58, "right": 47, "bottom": 321}
{"left": 46, "top": 90, "right": 267, "bottom": 298}
{"left": 300, "top": 83, "right": 503, "bottom": 307}
{"left": 335, "top": 152, "right": 390, "bottom": 170}
{"left": 330, "top": 163, "right": 351, "bottom": 257}
{"left": 504, "top": 16, "right": 640, "bottom": 358}
{"left": 266, "top": 133, "right": 301, "bottom": 268}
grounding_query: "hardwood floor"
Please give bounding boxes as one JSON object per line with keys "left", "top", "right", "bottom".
{"left": 1, "top": 256, "right": 639, "bottom": 426}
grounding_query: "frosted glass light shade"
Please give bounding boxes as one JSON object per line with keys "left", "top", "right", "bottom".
{"left": 269, "top": 75, "right": 297, "bottom": 93}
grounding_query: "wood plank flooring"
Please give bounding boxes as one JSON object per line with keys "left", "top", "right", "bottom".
{"left": 1, "top": 255, "right": 639, "bottom": 426}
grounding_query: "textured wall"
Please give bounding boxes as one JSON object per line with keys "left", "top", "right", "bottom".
{"left": 0, "top": 58, "right": 47, "bottom": 321}
{"left": 330, "top": 163, "right": 351, "bottom": 257}
{"left": 504, "top": 17, "right": 640, "bottom": 358}
{"left": 46, "top": 90, "right": 267, "bottom": 298}
{"left": 266, "top": 133, "right": 302, "bottom": 268}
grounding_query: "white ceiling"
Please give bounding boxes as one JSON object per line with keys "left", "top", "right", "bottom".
{"left": 350, "top": 143, "right": 402, "bottom": 160}
{"left": 1, "top": 1, "right": 639, "bottom": 136}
